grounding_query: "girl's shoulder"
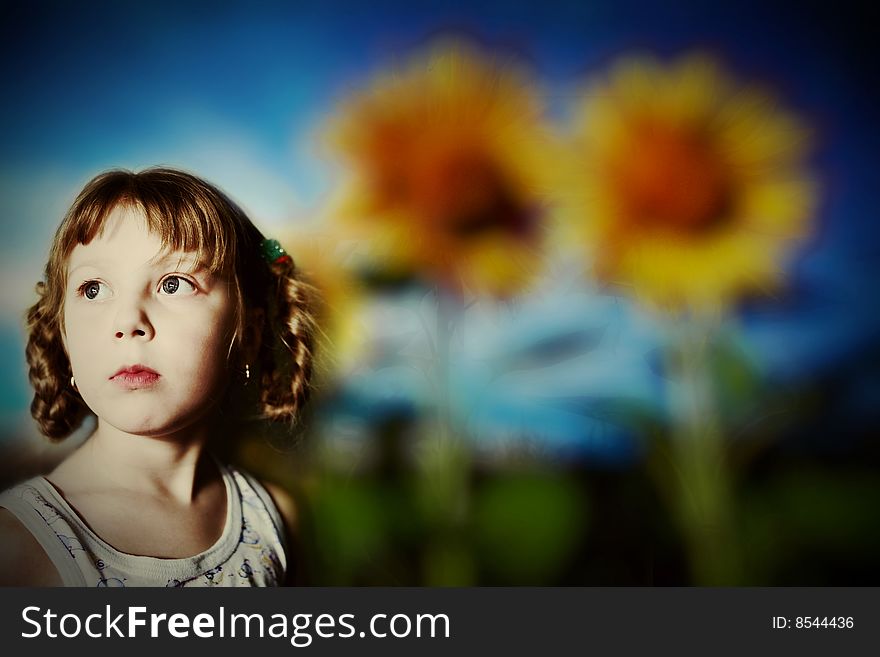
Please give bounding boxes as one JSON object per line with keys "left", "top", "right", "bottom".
{"left": 261, "top": 480, "right": 299, "bottom": 538}
{"left": 257, "top": 481, "right": 303, "bottom": 586}
{"left": 0, "top": 508, "right": 63, "bottom": 586}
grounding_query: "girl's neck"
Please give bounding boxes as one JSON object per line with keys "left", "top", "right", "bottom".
{"left": 51, "top": 419, "right": 218, "bottom": 505}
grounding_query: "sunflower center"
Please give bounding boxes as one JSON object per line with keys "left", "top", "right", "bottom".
{"left": 408, "top": 146, "right": 532, "bottom": 240}
{"left": 610, "top": 123, "right": 732, "bottom": 235}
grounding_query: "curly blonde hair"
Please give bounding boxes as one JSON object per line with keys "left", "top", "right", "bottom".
{"left": 26, "top": 167, "right": 316, "bottom": 439}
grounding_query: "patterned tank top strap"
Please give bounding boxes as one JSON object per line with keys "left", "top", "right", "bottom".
{"left": 226, "top": 465, "right": 289, "bottom": 572}
{"left": 0, "top": 479, "right": 91, "bottom": 586}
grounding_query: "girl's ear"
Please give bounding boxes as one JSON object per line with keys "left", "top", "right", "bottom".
{"left": 241, "top": 308, "right": 265, "bottom": 366}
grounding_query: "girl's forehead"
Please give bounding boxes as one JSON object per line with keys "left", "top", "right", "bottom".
{"left": 67, "top": 206, "right": 205, "bottom": 272}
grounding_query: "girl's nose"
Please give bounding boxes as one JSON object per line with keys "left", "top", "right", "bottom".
{"left": 113, "top": 301, "right": 155, "bottom": 341}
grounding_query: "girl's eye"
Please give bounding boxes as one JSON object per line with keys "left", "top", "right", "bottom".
{"left": 79, "top": 280, "right": 110, "bottom": 301}
{"left": 159, "top": 276, "right": 197, "bottom": 296}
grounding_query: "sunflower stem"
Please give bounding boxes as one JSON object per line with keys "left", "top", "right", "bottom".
{"left": 436, "top": 287, "right": 453, "bottom": 444}
{"left": 421, "top": 285, "right": 474, "bottom": 585}
{"left": 667, "top": 318, "right": 743, "bottom": 585}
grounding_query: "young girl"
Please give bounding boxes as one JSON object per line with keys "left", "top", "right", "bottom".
{"left": 0, "top": 167, "right": 315, "bottom": 586}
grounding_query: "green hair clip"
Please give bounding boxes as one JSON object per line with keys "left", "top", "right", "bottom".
{"left": 261, "top": 238, "right": 292, "bottom": 266}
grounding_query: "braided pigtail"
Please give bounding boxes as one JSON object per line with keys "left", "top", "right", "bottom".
{"left": 258, "top": 259, "right": 319, "bottom": 425}
{"left": 25, "top": 282, "right": 88, "bottom": 439}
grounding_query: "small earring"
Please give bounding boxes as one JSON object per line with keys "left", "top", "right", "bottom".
{"left": 244, "top": 363, "right": 250, "bottom": 384}
{"left": 70, "top": 376, "right": 77, "bottom": 390}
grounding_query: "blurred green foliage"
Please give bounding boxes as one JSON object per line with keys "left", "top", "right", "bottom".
{"left": 237, "top": 424, "right": 880, "bottom": 586}
{"left": 473, "top": 473, "right": 584, "bottom": 584}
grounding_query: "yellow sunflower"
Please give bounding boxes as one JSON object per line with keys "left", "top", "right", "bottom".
{"left": 564, "top": 53, "right": 817, "bottom": 313}
{"left": 325, "top": 40, "right": 556, "bottom": 298}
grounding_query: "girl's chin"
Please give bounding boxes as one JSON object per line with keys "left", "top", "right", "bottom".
{"left": 96, "top": 413, "right": 210, "bottom": 439}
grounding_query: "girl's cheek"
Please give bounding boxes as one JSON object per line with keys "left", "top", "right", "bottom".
{"left": 64, "top": 305, "right": 111, "bottom": 351}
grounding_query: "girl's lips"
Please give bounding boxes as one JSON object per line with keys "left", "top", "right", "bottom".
{"left": 111, "top": 366, "right": 160, "bottom": 390}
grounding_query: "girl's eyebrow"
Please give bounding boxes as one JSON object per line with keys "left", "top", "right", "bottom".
{"left": 149, "top": 252, "right": 208, "bottom": 271}
{"left": 68, "top": 260, "right": 111, "bottom": 274}
{"left": 68, "top": 255, "right": 209, "bottom": 275}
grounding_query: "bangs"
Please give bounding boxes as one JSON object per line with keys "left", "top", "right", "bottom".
{"left": 59, "top": 168, "right": 243, "bottom": 275}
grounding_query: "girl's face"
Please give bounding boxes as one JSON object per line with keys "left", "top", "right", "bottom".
{"left": 63, "top": 205, "right": 237, "bottom": 437}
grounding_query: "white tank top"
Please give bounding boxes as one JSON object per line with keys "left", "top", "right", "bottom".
{"left": 0, "top": 461, "right": 288, "bottom": 587}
